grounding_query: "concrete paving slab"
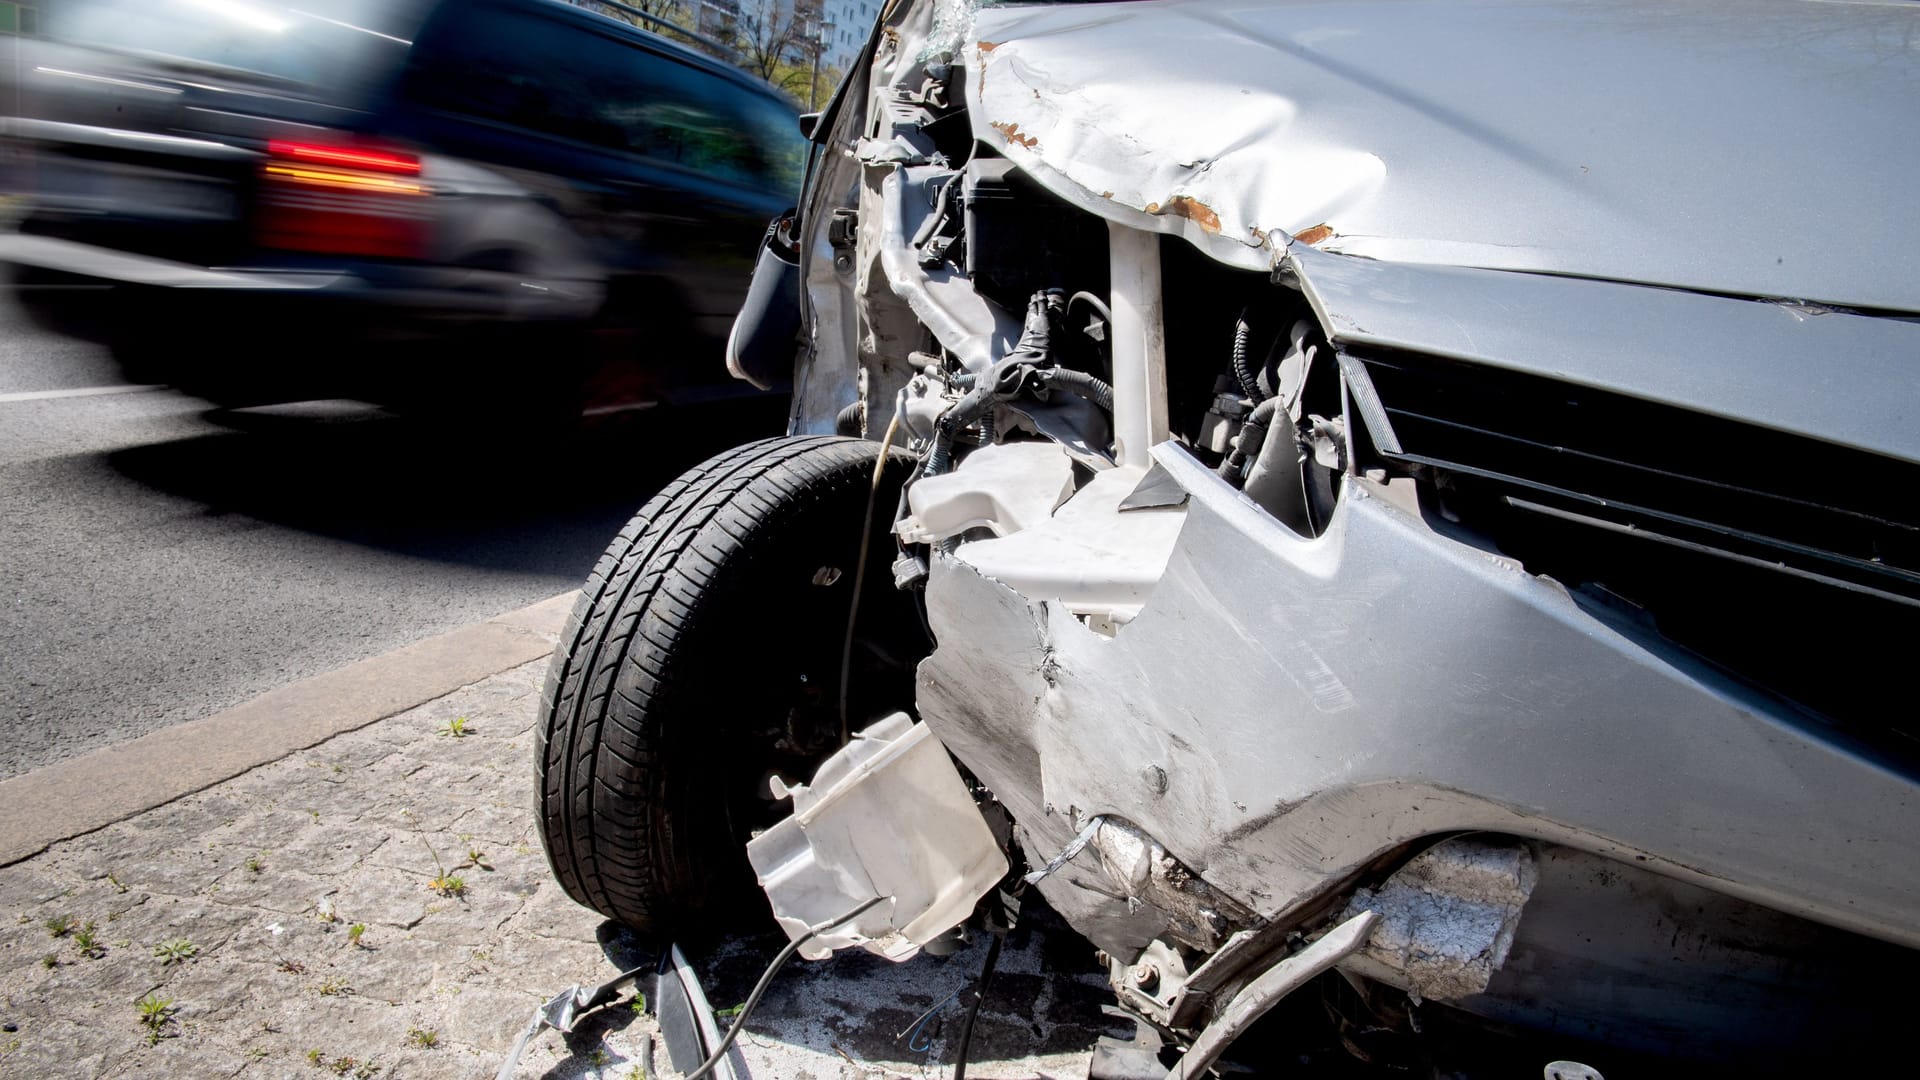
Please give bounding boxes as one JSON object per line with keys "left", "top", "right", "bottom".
{"left": 0, "top": 649, "right": 1107, "bottom": 1080}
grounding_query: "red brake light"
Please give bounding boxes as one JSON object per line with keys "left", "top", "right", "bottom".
{"left": 266, "top": 139, "right": 421, "bottom": 176}
{"left": 256, "top": 136, "right": 428, "bottom": 259}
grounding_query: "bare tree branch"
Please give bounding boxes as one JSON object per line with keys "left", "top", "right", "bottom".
{"left": 730, "top": 0, "right": 822, "bottom": 83}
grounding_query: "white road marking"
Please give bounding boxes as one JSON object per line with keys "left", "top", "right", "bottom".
{"left": 0, "top": 384, "right": 165, "bottom": 404}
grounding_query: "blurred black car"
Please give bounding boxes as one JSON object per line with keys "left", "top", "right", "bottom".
{"left": 0, "top": 0, "right": 803, "bottom": 412}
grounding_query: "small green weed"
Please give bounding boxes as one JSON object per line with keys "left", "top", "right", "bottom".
{"left": 245, "top": 854, "right": 264, "bottom": 874}
{"left": 588, "top": 1049, "right": 611, "bottom": 1067}
{"left": 105, "top": 873, "right": 128, "bottom": 894}
{"left": 153, "top": 938, "right": 197, "bottom": 965}
{"left": 135, "top": 994, "right": 175, "bottom": 1045}
{"left": 43, "top": 914, "right": 75, "bottom": 938}
{"left": 40, "top": 953, "right": 57, "bottom": 970}
{"left": 420, "top": 835, "right": 468, "bottom": 897}
{"left": 316, "top": 974, "right": 352, "bottom": 997}
{"left": 630, "top": 991, "right": 648, "bottom": 1013}
{"left": 307, "top": 1053, "right": 378, "bottom": 1077}
{"left": 347, "top": 923, "right": 367, "bottom": 947}
{"left": 437, "top": 716, "right": 471, "bottom": 738}
{"left": 405, "top": 1027, "right": 438, "bottom": 1049}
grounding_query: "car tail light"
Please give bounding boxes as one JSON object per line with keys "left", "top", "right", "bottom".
{"left": 255, "top": 137, "right": 428, "bottom": 259}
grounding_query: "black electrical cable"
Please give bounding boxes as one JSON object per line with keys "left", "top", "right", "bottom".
{"left": 1040, "top": 367, "right": 1114, "bottom": 411}
{"left": 950, "top": 931, "right": 1005, "bottom": 1080}
{"left": 1231, "top": 308, "right": 1267, "bottom": 402}
{"left": 838, "top": 403, "right": 904, "bottom": 744}
{"left": 679, "top": 896, "right": 886, "bottom": 1080}
{"left": 1218, "top": 396, "right": 1280, "bottom": 484}
{"left": 1067, "top": 290, "right": 1112, "bottom": 328}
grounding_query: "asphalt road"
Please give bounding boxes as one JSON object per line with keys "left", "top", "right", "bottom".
{"left": 0, "top": 292, "right": 785, "bottom": 780}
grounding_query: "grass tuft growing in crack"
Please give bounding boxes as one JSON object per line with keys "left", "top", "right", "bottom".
{"left": 71, "top": 920, "right": 102, "bottom": 959}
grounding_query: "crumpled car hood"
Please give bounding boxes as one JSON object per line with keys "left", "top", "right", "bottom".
{"left": 966, "top": 0, "right": 1920, "bottom": 314}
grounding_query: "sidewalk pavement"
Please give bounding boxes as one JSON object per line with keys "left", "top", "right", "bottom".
{"left": 0, "top": 594, "right": 1109, "bottom": 1079}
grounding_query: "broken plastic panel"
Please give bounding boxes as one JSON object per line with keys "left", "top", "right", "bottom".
{"left": 899, "top": 440, "right": 1075, "bottom": 544}
{"left": 946, "top": 463, "right": 1187, "bottom": 626}
{"left": 746, "top": 713, "right": 1008, "bottom": 961}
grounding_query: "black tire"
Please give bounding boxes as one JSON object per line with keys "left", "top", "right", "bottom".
{"left": 536, "top": 435, "right": 927, "bottom": 934}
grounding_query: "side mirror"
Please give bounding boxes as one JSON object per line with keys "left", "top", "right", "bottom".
{"left": 724, "top": 211, "right": 802, "bottom": 392}
{"left": 797, "top": 112, "right": 822, "bottom": 140}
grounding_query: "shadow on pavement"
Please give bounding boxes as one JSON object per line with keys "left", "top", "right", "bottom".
{"left": 102, "top": 395, "right": 791, "bottom": 575}
{"left": 662, "top": 896, "right": 1111, "bottom": 1078}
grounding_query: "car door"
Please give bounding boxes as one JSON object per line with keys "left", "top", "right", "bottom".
{"left": 386, "top": 2, "right": 798, "bottom": 350}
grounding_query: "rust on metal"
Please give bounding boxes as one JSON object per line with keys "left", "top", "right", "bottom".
{"left": 992, "top": 121, "right": 1040, "bottom": 150}
{"left": 1293, "top": 223, "right": 1336, "bottom": 246}
{"left": 1144, "top": 196, "right": 1221, "bottom": 235}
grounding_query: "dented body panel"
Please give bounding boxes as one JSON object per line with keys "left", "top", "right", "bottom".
{"left": 919, "top": 446, "right": 1920, "bottom": 954}
{"left": 968, "top": 0, "right": 1920, "bottom": 313}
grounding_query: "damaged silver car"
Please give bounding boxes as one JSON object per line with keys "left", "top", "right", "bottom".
{"left": 535, "top": 0, "right": 1920, "bottom": 1075}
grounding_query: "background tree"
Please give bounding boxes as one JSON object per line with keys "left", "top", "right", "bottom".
{"left": 568, "top": 0, "right": 716, "bottom": 56}
{"left": 567, "top": 0, "right": 837, "bottom": 100}
{"left": 730, "top": 0, "right": 822, "bottom": 84}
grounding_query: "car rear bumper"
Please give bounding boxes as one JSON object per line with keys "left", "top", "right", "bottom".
{"left": 0, "top": 233, "right": 604, "bottom": 322}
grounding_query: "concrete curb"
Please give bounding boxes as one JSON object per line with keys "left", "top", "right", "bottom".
{"left": 0, "top": 589, "right": 579, "bottom": 867}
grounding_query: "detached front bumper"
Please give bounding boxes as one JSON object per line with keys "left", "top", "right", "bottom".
{"left": 915, "top": 443, "right": 1920, "bottom": 953}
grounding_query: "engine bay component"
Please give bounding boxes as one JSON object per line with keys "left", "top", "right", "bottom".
{"left": 963, "top": 158, "right": 1111, "bottom": 307}
{"left": 900, "top": 440, "right": 1076, "bottom": 544}
{"left": 747, "top": 712, "right": 1009, "bottom": 961}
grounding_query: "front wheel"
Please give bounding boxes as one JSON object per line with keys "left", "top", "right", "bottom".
{"left": 536, "top": 435, "right": 924, "bottom": 934}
